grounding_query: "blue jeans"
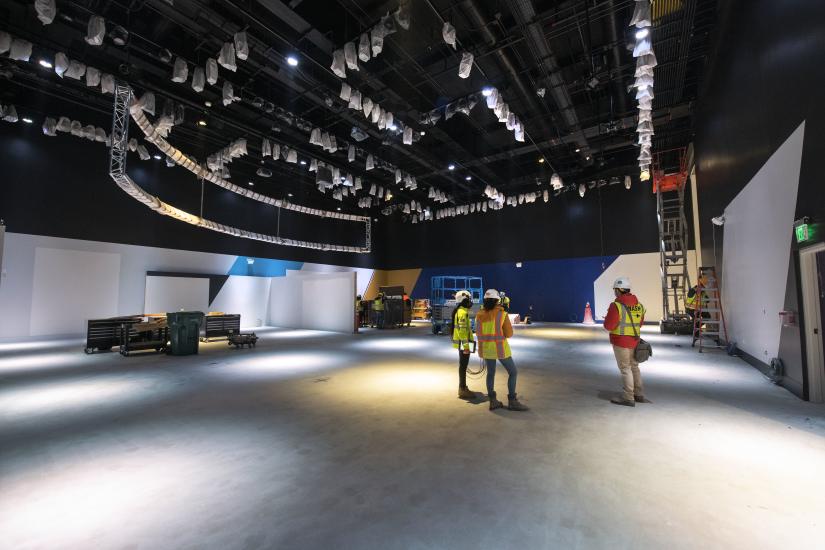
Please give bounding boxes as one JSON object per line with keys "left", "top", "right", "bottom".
{"left": 485, "top": 356, "right": 517, "bottom": 396}
{"left": 374, "top": 311, "right": 384, "bottom": 328}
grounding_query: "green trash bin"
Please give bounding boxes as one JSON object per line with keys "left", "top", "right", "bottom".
{"left": 166, "top": 311, "right": 204, "bottom": 356}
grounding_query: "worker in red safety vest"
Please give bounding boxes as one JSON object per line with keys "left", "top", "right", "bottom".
{"left": 603, "top": 277, "right": 650, "bottom": 407}
{"left": 474, "top": 289, "right": 528, "bottom": 411}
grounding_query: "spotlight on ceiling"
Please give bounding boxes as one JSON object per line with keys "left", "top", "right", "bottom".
{"left": 635, "top": 28, "right": 650, "bottom": 40}
{"left": 388, "top": 123, "right": 397, "bottom": 131}
{"left": 153, "top": 154, "right": 162, "bottom": 160}
{"left": 286, "top": 54, "right": 299, "bottom": 67}
{"left": 465, "top": 175, "right": 472, "bottom": 181}
{"left": 575, "top": 148, "right": 581, "bottom": 153}
{"left": 299, "top": 160, "right": 307, "bottom": 165}
{"left": 197, "top": 119, "right": 207, "bottom": 127}
{"left": 448, "top": 164, "right": 455, "bottom": 171}
{"left": 22, "top": 117, "right": 33, "bottom": 124}
{"left": 538, "top": 157, "right": 545, "bottom": 164}
{"left": 248, "top": 181, "right": 254, "bottom": 186}
{"left": 287, "top": 193, "right": 293, "bottom": 197}
{"left": 337, "top": 207, "right": 342, "bottom": 211}
{"left": 420, "top": 130, "right": 426, "bottom": 136}
{"left": 38, "top": 59, "right": 52, "bottom": 69}
{"left": 204, "top": 101, "right": 212, "bottom": 108}
{"left": 482, "top": 87, "right": 494, "bottom": 97}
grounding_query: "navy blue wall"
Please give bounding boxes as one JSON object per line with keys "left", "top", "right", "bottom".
{"left": 411, "top": 255, "right": 617, "bottom": 322}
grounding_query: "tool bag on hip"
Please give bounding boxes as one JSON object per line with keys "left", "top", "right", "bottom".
{"left": 622, "top": 304, "right": 653, "bottom": 363}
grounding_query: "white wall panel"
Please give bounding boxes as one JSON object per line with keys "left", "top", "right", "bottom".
{"left": 144, "top": 276, "right": 209, "bottom": 314}
{"left": 722, "top": 122, "right": 805, "bottom": 361}
{"left": 210, "top": 276, "right": 271, "bottom": 328}
{"left": 30, "top": 247, "right": 121, "bottom": 336}
{"left": 300, "top": 262, "right": 373, "bottom": 297}
{"left": 269, "top": 272, "right": 356, "bottom": 333}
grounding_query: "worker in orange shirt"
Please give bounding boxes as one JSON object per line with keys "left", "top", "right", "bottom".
{"left": 603, "top": 277, "right": 650, "bottom": 407}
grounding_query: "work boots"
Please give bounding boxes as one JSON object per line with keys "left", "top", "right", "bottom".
{"left": 507, "top": 394, "right": 529, "bottom": 411}
{"left": 610, "top": 396, "right": 636, "bottom": 407}
{"left": 458, "top": 386, "right": 476, "bottom": 399}
{"left": 488, "top": 391, "right": 503, "bottom": 411}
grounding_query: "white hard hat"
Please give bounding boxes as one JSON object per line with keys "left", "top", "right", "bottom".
{"left": 484, "top": 289, "right": 501, "bottom": 300}
{"left": 613, "top": 277, "right": 631, "bottom": 290}
{"left": 455, "top": 290, "right": 472, "bottom": 302}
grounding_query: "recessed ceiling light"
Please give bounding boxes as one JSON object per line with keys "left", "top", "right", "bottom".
{"left": 153, "top": 154, "right": 162, "bottom": 160}
{"left": 538, "top": 157, "right": 545, "bottom": 163}
{"left": 575, "top": 148, "right": 581, "bottom": 153}
{"left": 248, "top": 181, "right": 254, "bottom": 186}
{"left": 22, "top": 117, "right": 33, "bottom": 124}
{"left": 287, "top": 193, "right": 293, "bottom": 197}
{"left": 197, "top": 119, "right": 207, "bottom": 126}
{"left": 286, "top": 55, "right": 299, "bottom": 67}
{"left": 299, "top": 160, "right": 307, "bottom": 165}
{"left": 420, "top": 130, "right": 426, "bottom": 136}
{"left": 586, "top": 156, "right": 591, "bottom": 160}
{"left": 635, "top": 28, "right": 650, "bottom": 40}
{"left": 448, "top": 164, "right": 455, "bottom": 170}
{"left": 337, "top": 207, "right": 341, "bottom": 211}
{"left": 465, "top": 175, "right": 472, "bottom": 181}
{"left": 38, "top": 59, "right": 52, "bottom": 69}
{"left": 204, "top": 101, "right": 212, "bottom": 108}
{"left": 482, "top": 87, "right": 494, "bottom": 97}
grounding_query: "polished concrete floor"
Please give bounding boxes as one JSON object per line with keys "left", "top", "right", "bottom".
{"left": 1, "top": 322, "right": 824, "bottom": 549}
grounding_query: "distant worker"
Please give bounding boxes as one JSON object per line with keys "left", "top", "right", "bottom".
{"left": 373, "top": 293, "right": 385, "bottom": 329}
{"left": 356, "top": 295, "right": 363, "bottom": 327}
{"left": 475, "top": 289, "right": 528, "bottom": 411}
{"left": 452, "top": 290, "right": 477, "bottom": 399}
{"left": 500, "top": 291, "right": 511, "bottom": 312}
{"left": 603, "top": 277, "right": 649, "bottom": 407}
{"left": 686, "top": 275, "right": 709, "bottom": 326}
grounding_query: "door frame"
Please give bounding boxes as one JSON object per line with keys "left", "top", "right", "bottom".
{"left": 800, "top": 242, "right": 825, "bottom": 403}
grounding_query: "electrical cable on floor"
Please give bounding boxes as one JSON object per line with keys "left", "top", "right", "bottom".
{"left": 466, "top": 357, "right": 486, "bottom": 379}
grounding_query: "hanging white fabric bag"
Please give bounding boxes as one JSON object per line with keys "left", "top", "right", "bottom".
{"left": 331, "top": 49, "right": 347, "bottom": 78}
{"left": 458, "top": 51, "right": 474, "bottom": 79}
{"left": 35, "top": 0, "right": 56, "bottom": 25}
{"left": 191, "top": 67, "right": 205, "bottom": 92}
{"left": 358, "top": 33, "right": 371, "bottom": 62}
{"left": 218, "top": 42, "right": 237, "bottom": 72}
{"left": 344, "top": 42, "right": 359, "bottom": 71}
{"left": 85, "top": 16, "right": 105, "bottom": 46}
{"left": 206, "top": 58, "right": 219, "bottom": 84}
{"left": 234, "top": 31, "right": 249, "bottom": 61}
{"left": 85, "top": 66, "right": 101, "bottom": 87}
{"left": 172, "top": 57, "right": 188, "bottom": 83}
{"left": 442, "top": 22, "right": 457, "bottom": 49}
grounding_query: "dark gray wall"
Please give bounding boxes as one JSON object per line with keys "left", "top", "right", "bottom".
{"left": 694, "top": 0, "right": 825, "bottom": 398}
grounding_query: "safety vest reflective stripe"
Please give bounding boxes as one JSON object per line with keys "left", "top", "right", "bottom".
{"left": 477, "top": 308, "right": 510, "bottom": 359}
{"left": 452, "top": 307, "right": 475, "bottom": 345}
{"left": 610, "top": 301, "right": 645, "bottom": 337}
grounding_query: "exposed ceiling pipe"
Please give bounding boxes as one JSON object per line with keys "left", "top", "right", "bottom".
{"left": 606, "top": 0, "right": 630, "bottom": 116}
{"left": 507, "top": 0, "right": 591, "bottom": 158}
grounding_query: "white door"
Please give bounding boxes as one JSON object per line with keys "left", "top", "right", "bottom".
{"left": 800, "top": 243, "right": 825, "bottom": 403}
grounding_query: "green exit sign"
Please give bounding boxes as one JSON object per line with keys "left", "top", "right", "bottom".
{"left": 796, "top": 223, "right": 810, "bottom": 243}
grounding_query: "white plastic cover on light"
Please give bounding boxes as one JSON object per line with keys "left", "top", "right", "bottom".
{"left": 206, "top": 58, "right": 219, "bottom": 84}
{"left": 357, "top": 33, "right": 371, "bottom": 62}
{"left": 84, "top": 66, "right": 100, "bottom": 87}
{"left": 458, "top": 51, "right": 474, "bottom": 79}
{"left": 172, "top": 57, "right": 188, "bottom": 82}
{"left": 35, "top": 0, "right": 56, "bottom": 25}
{"left": 331, "top": 49, "right": 347, "bottom": 78}
{"left": 348, "top": 89, "right": 362, "bottom": 110}
{"left": 442, "top": 22, "right": 457, "bottom": 49}
{"left": 344, "top": 42, "right": 359, "bottom": 71}
{"left": 222, "top": 81, "right": 234, "bottom": 105}
{"left": 9, "top": 38, "right": 32, "bottom": 61}
{"left": 340, "top": 82, "right": 351, "bottom": 101}
{"left": 633, "top": 38, "right": 652, "bottom": 58}
{"left": 637, "top": 52, "right": 657, "bottom": 69}
{"left": 97, "top": 74, "right": 113, "bottom": 95}
{"left": 362, "top": 96, "right": 373, "bottom": 118}
{"left": 370, "top": 26, "right": 385, "bottom": 57}
{"left": 53, "top": 52, "right": 69, "bottom": 78}
{"left": 190, "top": 66, "right": 205, "bottom": 92}
{"left": 234, "top": 31, "right": 249, "bottom": 61}
{"left": 85, "top": 16, "right": 105, "bottom": 46}
{"left": 41, "top": 117, "right": 56, "bottom": 135}
{"left": 64, "top": 60, "right": 86, "bottom": 80}
{"left": 403, "top": 126, "right": 413, "bottom": 145}
{"left": 630, "top": 0, "right": 652, "bottom": 28}
{"left": 137, "top": 144, "right": 150, "bottom": 160}
{"left": 218, "top": 42, "right": 237, "bottom": 72}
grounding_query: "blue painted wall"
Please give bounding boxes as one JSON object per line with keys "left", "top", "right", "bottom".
{"left": 412, "top": 255, "right": 617, "bottom": 322}
{"left": 227, "top": 257, "right": 304, "bottom": 277}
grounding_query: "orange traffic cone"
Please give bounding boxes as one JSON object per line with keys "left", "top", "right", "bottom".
{"left": 582, "top": 302, "right": 595, "bottom": 325}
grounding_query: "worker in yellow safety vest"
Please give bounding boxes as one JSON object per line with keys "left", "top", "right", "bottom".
{"left": 474, "top": 289, "right": 528, "bottom": 411}
{"left": 500, "top": 291, "right": 511, "bottom": 312}
{"left": 686, "top": 274, "right": 709, "bottom": 326}
{"left": 452, "top": 290, "right": 478, "bottom": 399}
{"left": 372, "top": 293, "right": 385, "bottom": 329}
{"left": 603, "top": 277, "right": 649, "bottom": 407}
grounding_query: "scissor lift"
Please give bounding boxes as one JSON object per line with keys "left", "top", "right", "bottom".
{"left": 654, "top": 148, "right": 693, "bottom": 334}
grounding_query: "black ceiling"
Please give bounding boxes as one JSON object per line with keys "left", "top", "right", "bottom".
{"left": 0, "top": 0, "right": 717, "bottom": 221}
